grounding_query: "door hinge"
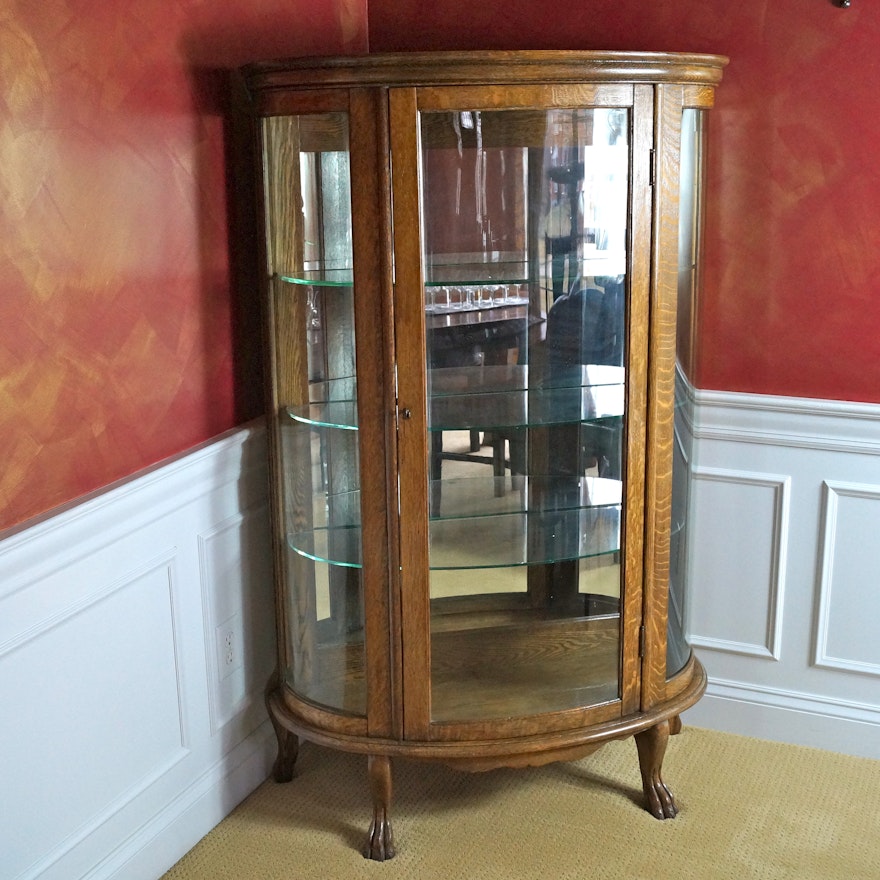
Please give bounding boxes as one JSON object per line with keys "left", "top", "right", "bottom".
{"left": 638, "top": 625, "right": 646, "bottom": 658}
{"left": 648, "top": 149, "right": 656, "bottom": 187}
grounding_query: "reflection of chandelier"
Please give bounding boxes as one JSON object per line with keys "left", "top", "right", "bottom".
{"left": 450, "top": 111, "right": 488, "bottom": 239}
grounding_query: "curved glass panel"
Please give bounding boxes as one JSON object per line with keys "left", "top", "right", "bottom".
{"left": 668, "top": 108, "right": 704, "bottom": 678}
{"left": 420, "top": 106, "right": 629, "bottom": 722}
{"left": 263, "top": 112, "right": 366, "bottom": 716}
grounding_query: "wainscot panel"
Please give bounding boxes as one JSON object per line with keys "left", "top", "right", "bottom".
{"left": 682, "top": 389, "right": 880, "bottom": 761}
{"left": 0, "top": 422, "right": 276, "bottom": 880}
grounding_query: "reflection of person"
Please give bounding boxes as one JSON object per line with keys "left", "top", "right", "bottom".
{"left": 546, "top": 284, "right": 616, "bottom": 368}
{"left": 594, "top": 276, "right": 625, "bottom": 367}
{"left": 545, "top": 284, "right": 621, "bottom": 480}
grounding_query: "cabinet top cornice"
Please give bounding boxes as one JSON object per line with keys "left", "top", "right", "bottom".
{"left": 242, "top": 50, "right": 728, "bottom": 93}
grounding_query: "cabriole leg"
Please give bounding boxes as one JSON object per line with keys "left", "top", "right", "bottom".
{"left": 270, "top": 721, "right": 299, "bottom": 783}
{"left": 266, "top": 689, "right": 299, "bottom": 782}
{"left": 362, "top": 755, "right": 396, "bottom": 861}
{"left": 634, "top": 719, "right": 677, "bottom": 819}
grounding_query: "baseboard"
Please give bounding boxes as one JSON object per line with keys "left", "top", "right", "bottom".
{"left": 86, "top": 724, "right": 275, "bottom": 880}
{"left": 685, "top": 679, "right": 880, "bottom": 761}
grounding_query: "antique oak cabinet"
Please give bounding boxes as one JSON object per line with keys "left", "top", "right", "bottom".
{"left": 240, "top": 50, "right": 726, "bottom": 860}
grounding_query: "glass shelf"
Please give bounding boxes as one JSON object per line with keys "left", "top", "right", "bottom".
{"left": 425, "top": 301, "right": 530, "bottom": 323}
{"left": 287, "top": 475, "right": 623, "bottom": 570}
{"left": 429, "top": 364, "right": 623, "bottom": 433}
{"left": 429, "top": 504, "right": 620, "bottom": 570}
{"left": 436, "top": 475, "right": 620, "bottom": 520}
{"left": 287, "top": 401, "right": 358, "bottom": 431}
{"left": 425, "top": 292, "right": 530, "bottom": 314}
{"left": 287, "top": 523, "right": 363, "bottom": 568}
{"left": 278, "top": 269, "right": 353, "bottom": 287}
{"left": 285, "top": 377, "right": 358, "bottom": 430}
{"left": 285, "top": 366, "right": 624, "bottom": 433}
{"left": 425, "top": 259, "right": 528, "bottom": 286}
{"left": 277, "top": 261, "right": 529, "bottom": 288}
{"left": 429, "top": 368, "right": 623, "bottom": 431}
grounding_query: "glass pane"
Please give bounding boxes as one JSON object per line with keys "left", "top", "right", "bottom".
{"left": 264, "top": 113, "right": 366, "bottom": 716}
{"left": 668, "top": 108, "right": 703, "bottom": 678}
{"left": 420, "top": 107, "right": 629, "bottom": 722}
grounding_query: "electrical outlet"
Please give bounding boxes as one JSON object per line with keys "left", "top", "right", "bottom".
{"left": 215, "top": 614, "right": 243, "bottom": 680}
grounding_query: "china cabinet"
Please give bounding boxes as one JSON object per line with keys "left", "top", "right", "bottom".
{"left": 240, "top": 50, "right": 726, "bottom": 860}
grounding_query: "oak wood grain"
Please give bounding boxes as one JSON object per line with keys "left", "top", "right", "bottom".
{"left": 249, "top": 50, "right": 724, "bottom": 855}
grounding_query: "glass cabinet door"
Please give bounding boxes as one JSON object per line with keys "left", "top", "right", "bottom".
{"left": 407, "top": 93, "right": 645, "bottom": 726}
{"left": 261, "top": 111, "right": 367, "bottom": 717}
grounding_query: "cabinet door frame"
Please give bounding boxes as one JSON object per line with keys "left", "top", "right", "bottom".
{"left": 391, "top": 81, "right": 656, "bottom": 742}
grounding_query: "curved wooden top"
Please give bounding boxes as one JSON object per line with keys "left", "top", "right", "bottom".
{"left": 243, "top": 50, "right": 728, "bottom": 94}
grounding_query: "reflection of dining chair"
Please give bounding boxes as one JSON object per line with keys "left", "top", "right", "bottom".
{"left": 546, "top": 284, "right": 617, "bottom": 370}
{"left": 428, "top": 313, "right": 530, "bottom": 513}
{"left": 429, "top": 429, "right": 510, "bottom": 516}
{"left": 592, "top": 276, "right": 625, "bottom": 367}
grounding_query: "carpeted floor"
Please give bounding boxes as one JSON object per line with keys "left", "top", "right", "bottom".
{"left": 160, "top": 726, "right": 880, "bottom": 879}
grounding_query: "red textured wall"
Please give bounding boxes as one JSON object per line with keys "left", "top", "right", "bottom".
{"left": 4, "top": 1, "right": 879, "bottom": 533}
{"left": 368, "top": 1, "right": 880, "bottom": 403}
{"left": 0, "top": 1, "right": 366, "bottom": 531}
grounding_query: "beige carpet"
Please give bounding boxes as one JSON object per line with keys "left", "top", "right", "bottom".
{"left": 161, "top": 726, "right": 880, "bottom": 879}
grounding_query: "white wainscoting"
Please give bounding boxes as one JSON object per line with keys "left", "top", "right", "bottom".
{"left": 681, "top": 388, "right": 880, "bottom": 760}
{"left": 0, "top": 422, "right": 276, "bottom": 880}
{"left": 3, "top": 391, "right": 880, "bottom": 879}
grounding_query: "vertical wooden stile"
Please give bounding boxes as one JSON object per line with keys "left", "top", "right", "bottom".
{"left": 641, "top": 85, "right": 686, "bottom": 709}
{"left": 619, "top": 85, "right": 653, "bottom": 716}
{"left": 349, "top": 88, "right": 398, "bottom": 739}
{"left": 388, "top": 86, "right": 433, "bottom": 740}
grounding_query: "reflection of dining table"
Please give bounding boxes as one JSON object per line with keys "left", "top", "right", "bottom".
{"left": 426, "top": 302, "right": 537, "bottom": 369}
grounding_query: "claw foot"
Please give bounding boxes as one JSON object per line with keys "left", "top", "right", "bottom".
{"left": 643, "top": 773, "right": 678, "bottom": 819}
{"left": 635, "top": 719, "right": 678, "bottom": 819}
{"left": 363, "top": 813, "right": 396, "bottom": 861}
{"left": 362, "top": 755, "right": 396, "bottom": 860}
